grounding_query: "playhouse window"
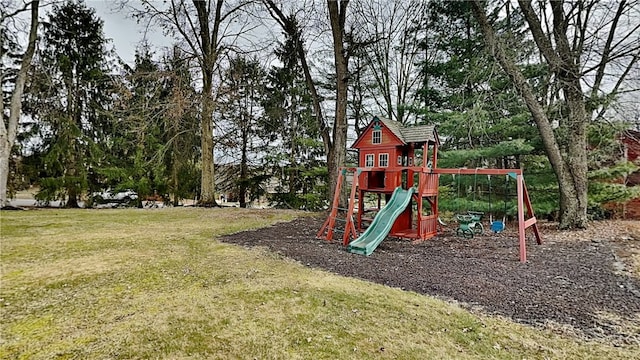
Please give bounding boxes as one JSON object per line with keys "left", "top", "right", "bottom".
{"left": 379, "top": 153, "right": 389, "bottom": 167}
{"left": 365, "top": 154, "right": 374, "bottom": 167}
{"left": 372, "top": 130, "right": 381, "bottom": 144}
{"left": 397, "top": 156, "right": 402, "bottom": 165}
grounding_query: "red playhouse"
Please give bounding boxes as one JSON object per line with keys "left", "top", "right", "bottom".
{"left": 318, "top": 116, "right": 541, "bottom": 262}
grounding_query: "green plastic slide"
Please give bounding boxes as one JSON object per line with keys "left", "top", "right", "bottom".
{"left": 347, "top": 186, "right": 414, "bottom": 256}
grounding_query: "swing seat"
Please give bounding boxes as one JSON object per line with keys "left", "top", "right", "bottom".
{"left": 467, "top": 211, "right": 484, "bottom": 222}
{"left": 491, "top": 220, "right": 505, "bottom": 233}
{"left": 456, "top": 213, "right": 484, "bottom": 238}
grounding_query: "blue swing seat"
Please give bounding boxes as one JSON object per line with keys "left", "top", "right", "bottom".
{"left": 491, "top": 220, "right": 505, "bottom": 233}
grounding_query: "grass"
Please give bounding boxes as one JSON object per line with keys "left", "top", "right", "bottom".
{"left": 1, "top": 207, "right": 638, "bottom": 359}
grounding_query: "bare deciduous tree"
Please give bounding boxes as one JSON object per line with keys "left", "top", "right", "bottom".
{"left": 327, "top": 0, "right": 350, "bottom": 202}
{"left": 263, "top": 0, "right": 350, "bottom": 202}
{"left": 350, "top": 0, "right": 426, "bottom": 124}
{"left": 0, "top": 0, "right": 39, "bottom": 208}
{"left": 131, "top": 0, "right": 252, "bottom": 206}
{"left": 470, "top": 0, "right": 640, "bottom": 229}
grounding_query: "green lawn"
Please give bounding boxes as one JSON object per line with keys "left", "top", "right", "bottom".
{"left": 1, "top": 208, "right": 637, "bottom": 359}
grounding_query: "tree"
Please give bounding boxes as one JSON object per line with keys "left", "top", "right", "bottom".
{"left": 106, "top": 45, "right": 200, "bottom": 207}
{"left": 217, "top": 55, "right": 268, "bottom": 208}
{"left": 263, "top": 29, "right": 326, "bottom": 209}
{"left": 327, "top": 0, "right": 350, "bottom": 202}
{"left": 419, "top": 2, "right": 542, "bottom": 154}
{"left": 132, "top": 0, "right": 252, "bottom": 207}
{"left": 29, "top": 0, "right": 111, "bottom": 208}
{"left": 106, "top": 46, "right": 165, "bottom": 207}
{"left": 161, "top": 48, "right": 201, "bottom": 205}
{"left": 0, "top": 0, "right": 39, "bottom": 208}
{"left": 350, "top": 0, "right": 426, "bottom": 125}
{"left": 263, "top": 0, "right": 350, "bottom": 203}
{"left": 470, "top": 0, "right": 640, "bottom": 229}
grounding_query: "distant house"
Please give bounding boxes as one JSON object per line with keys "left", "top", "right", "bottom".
{"left": 214, "top": 163, "right": 280, "bottom": 206}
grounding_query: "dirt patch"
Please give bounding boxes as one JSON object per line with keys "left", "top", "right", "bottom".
{"left": 220, "top": 216, "right": 640, "bottom": 345}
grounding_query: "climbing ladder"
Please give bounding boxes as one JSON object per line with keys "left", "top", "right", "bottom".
{"left": 317, "top": 168, "right": 360, "bottom": 245}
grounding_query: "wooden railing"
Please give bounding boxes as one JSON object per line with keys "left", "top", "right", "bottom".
{"left": 356, "top": 167, "right": 439, "bottom": 194}
{"left": 419, "top": 215, "right": 438, "bottom": 238}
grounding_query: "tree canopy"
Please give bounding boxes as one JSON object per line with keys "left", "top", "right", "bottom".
{"left": 3, "top": 0, "right": 639, "bottom": 223}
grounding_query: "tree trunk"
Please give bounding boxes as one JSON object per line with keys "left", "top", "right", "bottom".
{"left": 199, "top": 74, "right": 218, "bottom": 206}
{"left": 288, "top": 95, "right": 298, "bottom": 197}
{"left": 193, "top": 0, "right": 222, "bottom": 207}
{"left": 328, "top": 0, "right": 350, "bottom": 205}
{"left": 559, "top": 75, "right": 589, "bottom": 228}
{"left": 171, "top": 151, "right": 179, "bottom": 206}
{"left": 0, "top": 141, "right": 10, "bottom": 207}
{"left": 0, "top": 1, "right": 39, "bottom": 208}
{"left": 65, "top": 156, "right": 80, "bottom": 208}
{"left": 239, "top": 117, "right": 248, "bottom": 208}
{"left": 551, "top": 1, "right": 589, "bottom": 229}
{"left": 470, "top": 1, "right": 587, "bottom": 229}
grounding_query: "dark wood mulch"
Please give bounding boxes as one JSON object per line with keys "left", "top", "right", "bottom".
{"left": 219, "top": 215, "right": 640, "bottom": 345}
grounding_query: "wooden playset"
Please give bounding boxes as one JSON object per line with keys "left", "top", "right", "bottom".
{"left": 317, "top": 116, "right": 542, "bottom": 262}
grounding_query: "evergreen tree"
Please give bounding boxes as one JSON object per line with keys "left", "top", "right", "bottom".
{"left": 470, "top": 0, "right": 640, "bottom": 228}
{"left": 28, "top": 0, "right": 111, "bottom": 207}
{"left": 263, "top": 32, "right": 326, "bottom": 210}
{"left": 161, "top": 48, "right": 201, "bottom": 205}
{"left": 415, "top": 1, "right": 546, "bottom": 215}
{"left": 217, "top": 56, "right": 270, "bottom": 208}
{"left": 101, "top": 46, "right": 165, "bottom": 207}
{"left": 105, "top": 45, "right": 200, "bottom": 207}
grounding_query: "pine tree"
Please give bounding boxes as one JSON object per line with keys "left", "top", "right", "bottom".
{"left": 262, "top": 32, "right": 326, "bottom": 210}
{"left": 416, "top": 1, "right": 553, "bottom": 217}
{"left": 217, "top": 56, "right": 270, "bottom": 208}
{"left": 28, "top": 0, "right": 111, "bottom": 207}
{"left": 104, "top": 45, "right": 200, "bottom": 207}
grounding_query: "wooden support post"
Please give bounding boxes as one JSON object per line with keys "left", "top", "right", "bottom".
{"left": 342, "top": 170, "right": 360, "bottom": 245}
{"left": 317, "top": 169, "right": 346, "bottom": 240}
{"left": 522, "top": 179, "right": 542, "bottom": 245}
{"left": 517, "top": 174, "right": 527, "bottom": 262}
{"left": 317, "top": 167, "right": 360, "bottom": 244}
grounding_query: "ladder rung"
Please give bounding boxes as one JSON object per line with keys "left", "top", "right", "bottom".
{"left": 333, "top": 218, "right": 346, "bottom": 223}
{"left": 336, "top": 207, "right": 349, "bottom": 211}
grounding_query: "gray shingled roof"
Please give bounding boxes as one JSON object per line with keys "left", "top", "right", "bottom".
{"left": 379, "top": 118, "right": 437, "bottom": 144}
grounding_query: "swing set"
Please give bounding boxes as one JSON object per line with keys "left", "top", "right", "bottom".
{"left": 451, "top": 171, "right": 511, "bottom": 238}
{"left": 318, "top": 116, "right": 541, "bottom": 262}
{"left": 438, "top": 168, "right": 539, "bottom": 250}
{"left": 452, "top": 170, "right": 487, "bottom": 238}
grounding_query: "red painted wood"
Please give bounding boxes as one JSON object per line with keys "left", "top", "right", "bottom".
{"left": 524, "top": 217, "right": 537, "bottom": 228}
{"left": 433, "top": 168, "right": 522, "bottom": 176}
{"left": 316, "top": 169, "right": 345, "bottom": 240}
{"left": 317, "top": 168, "right": 358, "bottom": 243}
{"left": 343, "top": 171, "right": 360, "bottom": 245}
{"left": 522, "top": 179, "right": 542, "bottom": 245}
{"left": 517, "top": 174, "right": 527, "bottom": 262}
{"left": 352, "top": 126, "right": 404, "bottom": 150}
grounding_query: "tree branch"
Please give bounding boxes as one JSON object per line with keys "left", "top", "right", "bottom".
{"left": 590, "top": 0, "right": 627, "bottom": 98}
{"left": 518, "top": 0, "right": 562, "bottom": 70}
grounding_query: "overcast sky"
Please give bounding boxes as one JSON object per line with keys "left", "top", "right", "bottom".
{"left": 88, "top": 0, "right": 172, "bottom": 65}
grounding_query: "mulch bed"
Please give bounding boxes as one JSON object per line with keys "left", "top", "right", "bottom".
{"left": 220, "top": 215, "right": 640, "bottom": 345}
